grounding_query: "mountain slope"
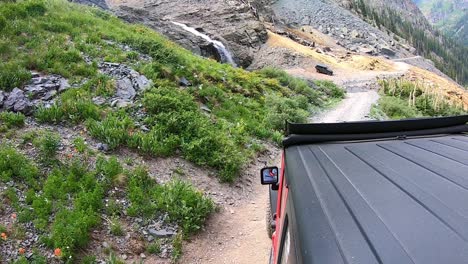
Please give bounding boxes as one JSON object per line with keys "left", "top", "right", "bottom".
{"left": 0, "top": 0, "right": 345, "bottom": 262}
{"left": 414, "top": 0, "right": 468, "bottom": 45}
{"left": 344, "top": 0, "right": 468, "bottom": 85}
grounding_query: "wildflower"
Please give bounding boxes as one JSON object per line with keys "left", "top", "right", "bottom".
{"left": 11, "top": 213, "right": 16, "bottom": 220}
{"left": 1, "top": 233, "right": 7, "bottom": 240}
{"left": 19, "top": 248, "right": 26, "bottom": 254}
{"left": 54, "top": 248, "right": 62, "bottom": 257}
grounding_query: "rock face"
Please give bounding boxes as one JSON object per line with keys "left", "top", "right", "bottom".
{"left": 113, "top": 0, "right": 267, "bottom": 68}
{"left": 269, "top": 0, "right": 413, "bottom": 58}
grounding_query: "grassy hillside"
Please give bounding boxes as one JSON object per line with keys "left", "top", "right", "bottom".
{"left": 0, "top": 0, "right": 343, "bottom": 262}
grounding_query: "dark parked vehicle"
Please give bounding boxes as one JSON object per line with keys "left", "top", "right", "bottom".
{"left": 262, "top": 115, "right": 468, "bottom": 264}
{"left": 315, "top": 64, "right": 333, "bottom": 75}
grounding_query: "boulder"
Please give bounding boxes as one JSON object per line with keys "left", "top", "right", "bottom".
{"left": 134, "top": 75, "right": 151, "bottom": 91}
{"left": 148, "top": 228, "right": 176, "bottom": 238}
{"left": 116, "top": 78, "right": 136, "bottom": 100}
{"left": 111, "top": 99, "right": 133, "bottom": 108}
{"left": 4, "top": 88, "right": 32, "bottom": 114}
{"left": 380, "top": 46, "right": 396, "bottom": 57}
{"left": 179, "top": 77, "right": 191, "bottom": 87}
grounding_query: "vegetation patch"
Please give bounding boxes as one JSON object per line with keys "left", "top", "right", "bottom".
{"left": 0, "top": 0, "right": 344, "bottom": 181}
{"left": 373, "top": 78, "right": 466, "bottom": 119}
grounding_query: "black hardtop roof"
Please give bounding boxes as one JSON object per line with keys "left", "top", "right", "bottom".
{"left": 283, "top": 115, "right": 468, "bottom": 147}
{"left": 285, "top": 133, "right": 468, "bottom": 263}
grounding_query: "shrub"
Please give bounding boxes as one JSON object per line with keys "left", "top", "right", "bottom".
{"left": 0, "top": 111, "right": 25, "bottom": 128}
{"left": 378, "top": 96, "right": 420, "bottom": 119}
{"left": 49, "top": 208, "right": 100, "bottom": 259}
{"left": 109, "top": 218, "right": 124, "bottom": 236}
{"left": 265, "top": 93, "right": 310, "bottom": 130}
{"left": 86, "top": 112, "right": 133, "bottom": 150}
{"left": 35, "top": 131, "right": 60, "bottom": 164}
{"left": 0, "top": 146, "right": 39, "bottom": 185}
{"left": 378, "top": 79, "right": 466, "bottom": 118}
{"left": 315, "top": 80, "right": 346, "bottom": 99}
{"left": 72, "top": 137, "right": 87, "bottom": 153}
{"left": 0, "top": 63, "right": 31, "bottom": 91}
{"left": 36, "top": 88, "right": 101, "bottom": 124}
{"left": 35, "top": 105, "right": 64, "bottom": 124}
{"left": 153, "top": 180, "right": 214, "bottom": 235}
{"left": 147, "top": 241, "right": 161, "bottom": 255}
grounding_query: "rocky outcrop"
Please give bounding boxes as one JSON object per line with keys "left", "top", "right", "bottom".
{"left": 268, "top": 0, "right": 413, "bottom": 58}
{"left": 0, "top": 62, "right": 152, "bottom": 115}
{"left": 112, "top": 0, "right": 268, "bottom": 68}
{"left": 0, "top": 73, "right": 71, "bottom": 115}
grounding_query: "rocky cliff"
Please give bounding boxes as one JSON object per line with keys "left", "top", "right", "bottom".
{"left": 112, "top": 0, "right": 268, "bottom": 68}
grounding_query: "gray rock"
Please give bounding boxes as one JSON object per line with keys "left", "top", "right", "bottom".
{"left": 102, "top": 241, "right": 110, "bottom": 248}
{"left": 179, "top": 77, "right": 191, "bottom": 87}
{"left": 97, "top": 143, "right": 109, "bottom": 152}
{"left": 0, "top": 91, "right": 5, "bottom": 107}
{"left": 140, "top": 253, "right": 146, "bottom": 259}
{"left": 134, "top": 75, "right": 151, "bottom": 91}
{"left": 200, "top": 105, "right": 212, "bottom": 113}
{"left": 59, "top": 79, "right": 71, "bottom": 93}
{"left": 148, "top": 228, "right": 176, "bottom": 238}
{"left": 93, "top": 96, "right": 106, "bottom": 106}
{"left": 111, "top": 99, "right": 132, "bottom": 108}
{"left": 116, "top": 78, "right": 136, "bottom": 100}
{"left": 42, "top": 90, "right": 57, "bottom": 101}
{"left": 4, "top": 88, "right": 32, "bottom": 114}
{"left": 30, "top": 71, "right": 40, "bottom": 78}
{"left": 380, "top": 46, "right": 396, "bottom": 57}
{"left": 24, "top": 85, "right": 46, "bottom": 99}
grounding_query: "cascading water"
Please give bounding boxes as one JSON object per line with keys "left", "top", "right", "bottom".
{"left": 171, "top": 21, "right": 237, "bottom": 67}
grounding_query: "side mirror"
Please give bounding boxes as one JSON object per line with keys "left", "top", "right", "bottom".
{"left": 261, "top": 166, "right": 279, "bottom": 185}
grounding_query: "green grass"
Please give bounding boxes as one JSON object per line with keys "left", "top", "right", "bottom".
{"left": 0, "top": 0, "right": 344, "bottom": 181}
{"left": 147, "top": 241, "right": 161, "bottom": 255}
{"left": 127, "top": 167, "right": 214, "bottom": 235}
{"left": 374, "top": 79, "right": 466, "bottom": 119}
{"left": 0, "top": 144, "right": 211, "bottom": 261}
{"left": 0, "top": 111, "right": 25, "bottom": 128}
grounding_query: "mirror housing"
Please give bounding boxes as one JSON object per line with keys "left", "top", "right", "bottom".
{"left": 261, "top": 166, "right": 279, "bottom": 185}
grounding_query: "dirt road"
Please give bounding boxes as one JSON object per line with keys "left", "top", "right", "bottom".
{"left": 311, "top": 90, "right": 379, "bottom": 123}
{"left": 180, "top": 84, "right": 381, "bottom": 264}
{"left": 180, "top": 150, "right": 281, "bottom": 264}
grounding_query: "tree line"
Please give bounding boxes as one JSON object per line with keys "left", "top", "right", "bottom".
{"left": 349, "top": 0, "right": 468, "bottom": 86}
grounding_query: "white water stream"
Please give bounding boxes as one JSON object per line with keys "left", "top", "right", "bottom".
{"left": 171, "top": 21, "right": 236, "bottom": 66}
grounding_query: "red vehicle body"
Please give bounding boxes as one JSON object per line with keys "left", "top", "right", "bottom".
{"left": 271, "top": 152, "right": 286, "bottom": 262}
{"left": 263, "top": 115, "right": 468, "bottom": 264}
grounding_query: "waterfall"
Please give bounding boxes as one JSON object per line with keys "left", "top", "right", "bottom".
{"left": 171, "top": 21, "right": 237, "bottom": 67}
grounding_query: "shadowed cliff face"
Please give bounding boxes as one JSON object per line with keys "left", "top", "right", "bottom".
{"left": 109, "top": 0, "right": 268, "bottom": 68}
